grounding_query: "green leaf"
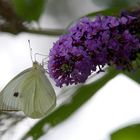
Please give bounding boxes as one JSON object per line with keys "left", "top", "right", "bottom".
{"left": 22, "top": 68, "right": 118, "bottom": 140}
{"left": 92, "top": 0, "right": 138, "bottom": 7}
{"left": 123, "top": 55, "right": 140, "bottom": 84}
{"left": 111, "top": 123, "right": 140, "bottom": 140}
{"left": 85, "top": 7, "right": 125, "bottom": 18}
{"left": 123, "top": 68, "right": 140, "bottom": 84}
{"left": 12, "top": 0, "right": 45, "bottom": 21}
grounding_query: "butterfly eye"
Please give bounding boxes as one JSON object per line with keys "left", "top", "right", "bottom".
{"left": 13, "top": 92, "right": 19, "bottom": 97}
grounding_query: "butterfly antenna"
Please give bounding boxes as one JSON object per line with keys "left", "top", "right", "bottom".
{"left": 34, "top": 53, "right": 48, "bottom": 64}
{"left": 28, "top": 40, "right": 34, "bottom": 62}
{"left": 42, "top": 56, "right": 49, "bottom": 66}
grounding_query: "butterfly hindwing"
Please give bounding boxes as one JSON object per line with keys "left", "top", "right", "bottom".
{"left": 0, "top": 68, "right": 32, "bottom": 111}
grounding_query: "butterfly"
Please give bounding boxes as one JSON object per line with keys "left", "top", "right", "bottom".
{"left": 0, "top": 61, "right": 56, "bottom": 119}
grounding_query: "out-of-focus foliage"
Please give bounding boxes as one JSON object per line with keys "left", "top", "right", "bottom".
{"left": 0, "top": 0, "right": 64, "bottom": 35}
{"left": 92, "top": 0, "right": 139, "bottom": 8}
{"left": 0, "top": 0, "right": 25, "bottom": 34}
{"left": 22, "top": 68, "right": 119, "bottom": 140}
{"left": 12, "top": 0, "right": 45, "bottom": 21}
{"left": 85, "top": 7, "right": 122, "bottom": 17}
{"left": 0, "top": 112, "right": 25, "bottom": 136}
{"left": 111, "top": 123, "right": 140, "bottom": 140}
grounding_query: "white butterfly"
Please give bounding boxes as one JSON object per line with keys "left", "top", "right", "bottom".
{"left": 0, "top": 61, "right": 56, "bottom": 119}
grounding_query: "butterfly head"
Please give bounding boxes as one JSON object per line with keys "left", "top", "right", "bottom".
{"left": 33, "top": 61, "right": 45, "bottom": 72}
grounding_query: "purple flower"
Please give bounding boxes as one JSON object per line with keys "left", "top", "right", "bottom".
{"left": 107, "top": 30, "right": 140, "bottom": 70}
{"left": 48, "top": 34, "right": 92, "bottom": 87}
{"left": 48, "top": 13, "right": 140, "bottom": 87}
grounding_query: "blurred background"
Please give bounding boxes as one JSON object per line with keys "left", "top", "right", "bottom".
{"left": 0, "top": 0, "right": 140, "bottom": 140}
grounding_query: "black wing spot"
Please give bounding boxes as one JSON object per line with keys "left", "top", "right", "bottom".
{"left": 13, "top": 92, "right": 19, "bottom": 97}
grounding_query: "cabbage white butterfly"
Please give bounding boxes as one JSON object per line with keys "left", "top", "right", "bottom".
{"left": 0, "top": 43, "right": 56, "bottom": 119}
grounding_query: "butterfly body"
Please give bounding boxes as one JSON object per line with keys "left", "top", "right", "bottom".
{"left": 0, "top": 62, "right": 56, "bottom": 118}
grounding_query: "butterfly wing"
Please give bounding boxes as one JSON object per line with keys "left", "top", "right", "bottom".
{"left": 0, "top": 63, "right": 56, "bottom": 118}
{"left": 0, "top": 68, "right": 32, "bottom": 111}
{"left": 20, "top": 64, "right": 56, "bottom": 118}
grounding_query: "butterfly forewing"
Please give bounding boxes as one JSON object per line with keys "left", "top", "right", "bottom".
{"left": 21, "top": 65, "right": 56, "bottom": 118}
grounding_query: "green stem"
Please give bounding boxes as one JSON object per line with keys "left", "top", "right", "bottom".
{"left": 23, "top": 28, "right": 65, "bottom": 36}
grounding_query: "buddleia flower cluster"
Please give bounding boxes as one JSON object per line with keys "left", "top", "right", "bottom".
{"left": 48, "top": 10, "right": 140, "bottom": 87}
